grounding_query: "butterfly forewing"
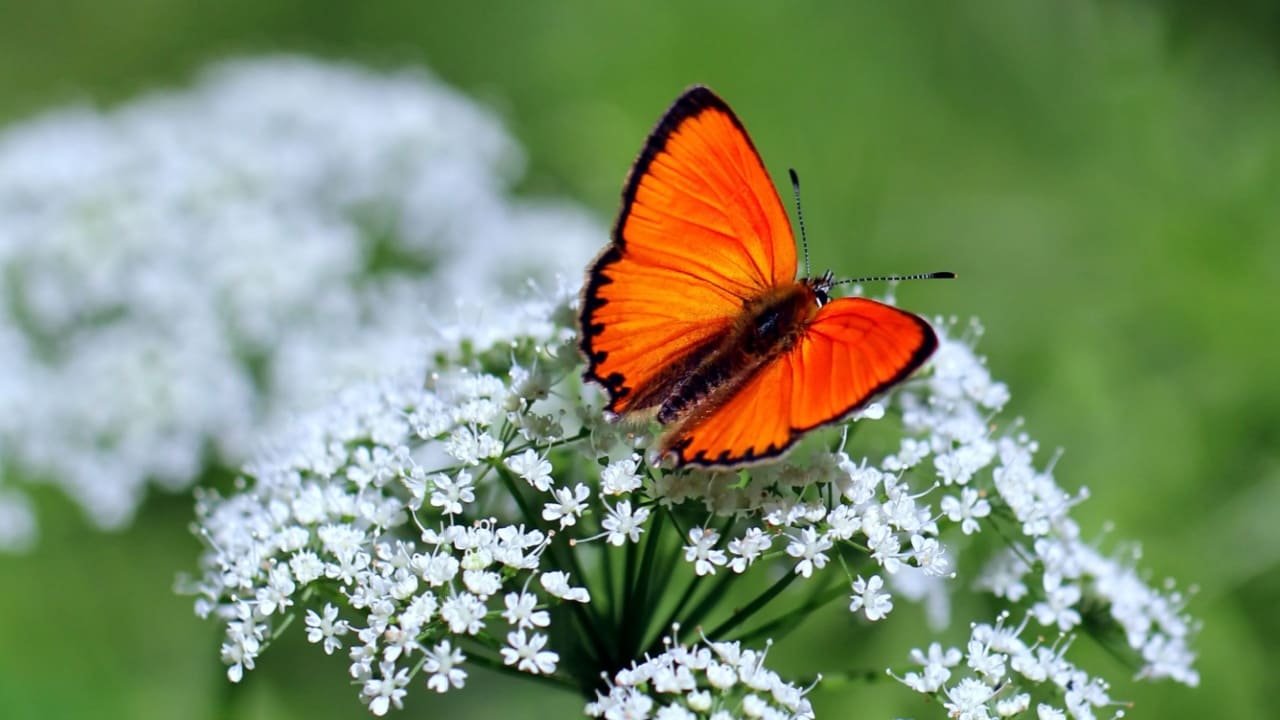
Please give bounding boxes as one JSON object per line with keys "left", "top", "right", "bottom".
{"left": 580, "top": 86, "right": 798, "bottom": 415}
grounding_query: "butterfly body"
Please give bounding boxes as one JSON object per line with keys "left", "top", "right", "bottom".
{"left": 580, "top": 86, "right": 940, "bottom": 469}
{"left": 656, "top": 278, "right": 820, "bottom": 425}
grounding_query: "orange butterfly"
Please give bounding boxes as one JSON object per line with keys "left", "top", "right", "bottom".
{"left": 579, "top": 86, "right": 949, "bottom": 469}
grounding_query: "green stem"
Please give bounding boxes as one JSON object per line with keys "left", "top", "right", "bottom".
{"left": 731, "top": 576, "right": 849, "bottom": 646}
{"left": 705, "top": 569, "right": 799, "bottom": 639}
{"left": 493, "top": 464, "right": 541, "bottom": 534}
{"left": 270, "top": 609, "right": 297, "bottom": 642}
{"left": 1081, "top": 611, "right": 1142, "bottom": 673}
{"left": 986, "top": 510, "right": 1037, "bottom": 569}
{"left": 648, "top": 566, "right": 703, "bottom": 653}
{"left": 619, "top": 523, "right": 640, "bottom": 657}
{"left": 672, "top": 569, "right": 738, "bottom": 645}
{"left": 807, "top": 666, "right": 885, "bottom": 688}
{"left": 630, "top": 507, "right": 666, "bottom": 650}
{"left": 601, "top": 528, "right": 618, "bottom": 625}
{"left": 663, "top": 504, "right": 690, "bottom": 547}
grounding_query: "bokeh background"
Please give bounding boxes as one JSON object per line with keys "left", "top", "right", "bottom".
{"left": 0, "top": 1, "right": 1276, "bottom": 718}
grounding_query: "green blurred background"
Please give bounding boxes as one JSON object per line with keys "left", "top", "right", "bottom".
{"left": 1, "top": 1, "right": 1276, "bottom": 717}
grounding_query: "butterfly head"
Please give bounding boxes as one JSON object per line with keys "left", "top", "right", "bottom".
{"left": 806, "top": 270, "right": 835, "bottom": 306}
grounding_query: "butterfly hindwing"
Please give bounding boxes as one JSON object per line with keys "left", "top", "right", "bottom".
{"left": 663, "top": 297, "right": 937, "bottom": 467}
{"left": 580, "top": 86, "right": 797, "bottom": 415}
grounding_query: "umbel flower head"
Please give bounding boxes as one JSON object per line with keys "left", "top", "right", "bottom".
{"left": 0, "top": 57, "right": 599, "bottom": 549}
{"left": 185, "top": 286, "right": 1198, "bottom": 717}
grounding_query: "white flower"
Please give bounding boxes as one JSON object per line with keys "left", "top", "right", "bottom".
{"left": 439, "top": 591, "right": 486, "bottom": 635}
{"left": 444, "top": 428, "right": 483, "bottom": 465}
{"left": 363, "top": 661, "right": 410, "bottom": 716}
{"left": 995, "top": 693, "right": 1031, "bottom": 716}
{"left": 600, "top": 454, "right": 644, "bottom": 495}
{"left": 304, "top": 604, "right": 350, "bottom": 655}
{"left": 502, "top": 591, "right": 550, "bottom": 630}
{"left": 381, "top": 625, "right": 421, "bottom": 664}
{"left": 602, "top": 499, "right": 650, "bottom": 546}
{"left": 684, "top": 527, "right": 728, "bottom": 576}
{"left": 727, "top": 528, "right": 773, "bottom": 573}
{"left": 838, "top": 456, "right": 884, "bottom": 503}
{"left": 540, "top": 571, "right": 590, "bottom": 603}
{"left": 255, "top": 562, "right": 297, "bottom": 616}
{"left": 462, "top": 569, "right": 502, "bottom": 598}
{"left": 220, "top": 618, "right": 264, "bottom": 683}
{"left": 505, "top": 449, "right": 554, "bottom": 492}
{"left": 416, "top": 552, "right": 460, "bottom": 587}
{"left": 900, "top": 642, "right": 962, "bottom": 692}
{"left": 705, "top": 660, "right": 738, "bottom": 689}
{"left": 882, "top": 438, "right": 930, "bottom": 472}
{"left": 825, "top": 503, "right": 862, "bottom": 540}
{"left": 849, "top": 574, "right": 893, "bottom": 621}
{"left": 400, "top": 593, "right": 438, "bottom": 633}
{"left": 910, "top": 535, "right": 952, "bottom": 577}
{"left": 1036, "top": 704, "right": 1066, "bottom": 720}
{"left": 290, "top": 550, "right": 325, "bottom": 584}
{"left": 542, "top": 483, "right": 590, "bottom": 528}
{"left": 1031, "top": 574, "right": 1083, "bottom": 631}
{"left": 943, "top": 677, "right": 995, "bottom": 720}
{"left": 854, "top": 402, "right": 885, "bottom": 420}
{"left": 785, "top": 527, "right": 833, "bottom": 578}
{"left": 966, "top": 637, "right": 1007, "bottom": 682}
{"left": 941, "top": 487, "right": 991, "bottom": 534}
{"left": 500, "top": 630, "right": 559, "bottom": 675}
{"left": 423, "top": 640, "right": 467, "bottom": 693}
{"left": 429, "top": 471, "right": 476, "bottom": 515}
{"left": 867, "top": 526, "right": 904, "bottom": 573}
{"left": 348, "top": 640, "right": 377, "bottom": 680}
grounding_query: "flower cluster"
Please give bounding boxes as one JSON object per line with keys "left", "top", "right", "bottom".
{"left": 881, "top": 320, "right": 1198, "bottom": 717}
{"left": 0, "top": 57, "right": 599, "bottom": 549}
{"left": 895, "top": 614, "right": 1121, "bottom": 720}
{"left": 586, "top": 629, "right": 815, "bottom": 720}
{"left": 186, "top": 287, "right": 1198, "bottom": 716}
{"left": 190, "top": 290, "right": 589, "bottom": 714}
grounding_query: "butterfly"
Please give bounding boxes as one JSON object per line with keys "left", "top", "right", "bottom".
{"left": 579, "top": 85, "right": 948, "bottom": 469}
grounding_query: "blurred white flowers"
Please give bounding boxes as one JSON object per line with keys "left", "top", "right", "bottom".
{"left": 184, "top": 289, "right": 1199, "bottom": 716}
{"left": 0, "top": 57, "right": 599, "bottom": 548}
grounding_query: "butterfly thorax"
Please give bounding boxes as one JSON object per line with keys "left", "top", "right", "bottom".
{"left": 655, "top": 282, "right": 819, "bottom": 425}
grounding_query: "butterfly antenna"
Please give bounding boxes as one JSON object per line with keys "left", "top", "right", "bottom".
{"left": 831, "top": 271, "right": 957, "bottom": 285}
{"left": 788, "top": 169, "right": 811, "bottom": 277}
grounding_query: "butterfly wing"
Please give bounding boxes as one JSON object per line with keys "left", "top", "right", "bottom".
{"left": 580, "top": 86, "right": 797, "bottom": 415}
{"left": 662, "top": 297, "right": 937, "bottom": 467}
